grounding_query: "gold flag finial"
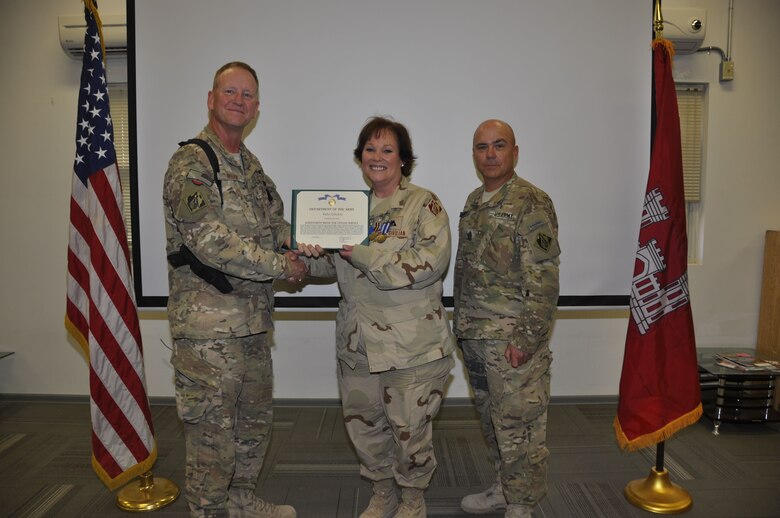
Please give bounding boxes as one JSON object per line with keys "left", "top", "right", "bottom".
{"left": 652, "top": 0, "right": 675, "bottom": 57}
{"left": 653, "top": 0, "right": 664, "bottom": 40}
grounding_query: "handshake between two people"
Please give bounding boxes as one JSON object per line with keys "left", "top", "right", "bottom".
{"left": 282, "top": 242, "right": 357, "bottom": 284}
{"left": 282, "top": 249, "right": 307, "bottom": 283}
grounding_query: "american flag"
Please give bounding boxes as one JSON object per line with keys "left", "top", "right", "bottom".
{"left": 65, "top": 0, "right": 157, "bottom": 490}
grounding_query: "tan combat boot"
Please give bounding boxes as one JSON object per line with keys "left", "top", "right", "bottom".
{"left": 395, "top": 487, "right": 427, "bottom": 518}
{"left": 504, "top": 504, "right": 533, "bottom": 518}
{"left": 227, "top": 489, "right": 296, "bottom": 518}
{"left": 186, "top": 501, "right": 228, "bottom": 518}
{"left": 359, "top": 479, "right": 399, "bottom": 518}
{"left": 460, "top": 478, "right": 507, "bottom": 514}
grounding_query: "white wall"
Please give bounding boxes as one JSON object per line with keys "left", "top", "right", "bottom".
{"left": 1, "top": 0, "right": 778, "bottom": 400}
{"left": 671, "top": 0, "right": 780, "bottom": 346}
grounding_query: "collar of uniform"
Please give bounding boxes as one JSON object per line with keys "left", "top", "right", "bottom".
{"left": 200, "top": 125, "right": 249, "bottom": 170}
{"left": 372, "top": 176, "right": 412, "bottom": 210}
{"left": 472, "top": 172, "right": 519, "bottom": 208}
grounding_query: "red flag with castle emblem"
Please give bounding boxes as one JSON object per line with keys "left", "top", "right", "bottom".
{"left": 614, "top": 40, "right": 702, "bottom": 451}
{"left": 65, "top": 0, "right": 157, "bottom": 488}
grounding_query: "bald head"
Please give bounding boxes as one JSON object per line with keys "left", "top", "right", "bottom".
{"left": 472, "top": 119, "right": 518, "bottom": 191}
{"left": 473, "top": 119, "right": 516, "bottom": 148}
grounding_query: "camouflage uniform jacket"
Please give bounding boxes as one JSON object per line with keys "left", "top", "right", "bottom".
{"left": 453, "top": 173, "right": 560, "bottom": 354}
{"left": 308, "top": 178, "right": 456, "bottom": 372}
{"left": 163, "top": 126, "right": 292, "bottom": 339}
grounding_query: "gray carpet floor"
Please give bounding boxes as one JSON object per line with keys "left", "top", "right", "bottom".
{"left": 0, "top": 399, "right": 778, "bottom": 517}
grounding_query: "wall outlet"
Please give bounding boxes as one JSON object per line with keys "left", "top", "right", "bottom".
{"left": 720, "top": 61, "right": 735, "bottom": 81}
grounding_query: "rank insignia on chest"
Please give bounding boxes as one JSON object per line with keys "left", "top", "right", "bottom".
{"left": 186, "top": 191, "right": 207, "bottom": 213}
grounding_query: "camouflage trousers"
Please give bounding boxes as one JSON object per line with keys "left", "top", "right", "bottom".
{"left": 172, "top": 334, "right": 274, "bottom": 516}
{"left": 338, "top": 353, "right": 454, "bottom": 489}
{"left": 459, "top": 339, "right": 551, "bottom": 505}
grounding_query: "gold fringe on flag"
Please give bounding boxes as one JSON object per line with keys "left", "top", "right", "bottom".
{"left": 67, "top": 314, "right": 160, "bottom": 490}
{"left": 64, "top": 317, "right": 90, "bottom": 359}
{"left": 613, "top": 404, "right": 703, "bottom": 452}
{"left": 65, "top": 317, "right": 160, "bottom": 491}
{"left": 93, "top": 444, "right": 159, "bottom": 491}
{"left": 652, "top": 38, "right": 676, "bottom": 59}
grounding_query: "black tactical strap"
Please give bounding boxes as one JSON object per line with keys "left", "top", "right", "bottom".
{"left": 178, "top": 138, "right": 223, "bottom": 206}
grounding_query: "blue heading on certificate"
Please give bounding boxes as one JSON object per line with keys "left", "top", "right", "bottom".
{"left": 291, "top": 190, "right": 370, "bottom": 250}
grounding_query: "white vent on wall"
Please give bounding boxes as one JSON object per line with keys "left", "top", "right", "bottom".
{"left": 58, "top": 14, "right": 126, "bottom": 58}
{"left": 662, "top": 8, "right": 706, "bottom": 54}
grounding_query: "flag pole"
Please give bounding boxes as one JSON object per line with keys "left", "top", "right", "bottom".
{"left": 620, "top": 1, "right": 695, "bottom": 513}
{"left": 69, "top": 0, "right": 179, "bottom": 511}
{"left": 116, "top": 471, "right": 180, "bottom": 512}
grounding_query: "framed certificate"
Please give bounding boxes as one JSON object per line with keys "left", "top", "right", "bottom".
{"left": 291, "top": 190, "right": 371, "bottom": 250}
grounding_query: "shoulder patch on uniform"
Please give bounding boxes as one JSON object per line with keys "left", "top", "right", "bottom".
{"left": 535, "top": 232, "right": 554, "bottom": 252}
{"left": 520, "top": 211, "right": 560, "bottom": 262}
{"left": 176, "top": 182, "right": 211, "bottom": 222}
{"left": 186, "top": 190, "right": 207, "bottom": 212}
{"left": 426, "top": 198, "right": 443, "bottom": 216}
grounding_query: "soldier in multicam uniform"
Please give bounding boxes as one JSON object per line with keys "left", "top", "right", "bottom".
{"left": 163, "top": 62, "right": 306, "bottom": 518}
{"left": 454, "top": 120, "right": 560, "bottom": 518}
{"left": 300, "top": 117, "right": 455, "bottom": 518}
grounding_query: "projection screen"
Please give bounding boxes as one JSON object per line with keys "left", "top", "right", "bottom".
{"left": 129, "top": 0, "right": 651, "bottom": 308}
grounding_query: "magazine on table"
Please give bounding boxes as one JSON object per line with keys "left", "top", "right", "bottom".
{"left": 714, "top": 352, "right": 780, "bottom": 373}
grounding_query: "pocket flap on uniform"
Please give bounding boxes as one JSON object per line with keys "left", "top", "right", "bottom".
{"left": 382, "top": 299, "right": 433, "bottom": 324}
{"left": 171, "top": 345, "right": 221, "bottom": 390}
{"left": 482, "top": 225, "right": 513, "bottom": 275}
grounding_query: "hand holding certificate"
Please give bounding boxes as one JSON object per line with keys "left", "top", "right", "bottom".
{"left": 291, "top": 190, "right": 370, "bottom": 250}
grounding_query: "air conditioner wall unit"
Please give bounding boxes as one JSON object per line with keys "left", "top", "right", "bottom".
{"left": 58, "top": 14, "right": 127, "bottom": 58}
{"left": 662, "top": 8, "right": 706, "bottom": 55}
